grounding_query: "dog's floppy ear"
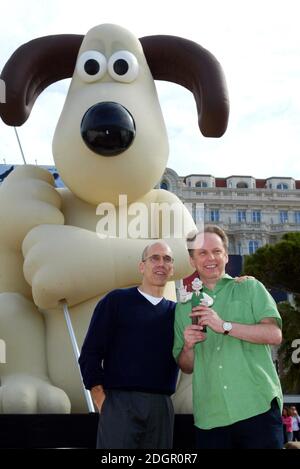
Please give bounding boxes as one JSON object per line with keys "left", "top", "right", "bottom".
{"left": 140, "top": 35, "right": 229, "bottom": 137}
{"left": 0, "top": 34, "right": 83, "bottom": 126}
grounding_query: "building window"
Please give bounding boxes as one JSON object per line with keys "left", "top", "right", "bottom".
{"left": 236, "top": 182, "right": 248, "bottom": 188}
{"left": 276, "top": 183, "right": 288, "bottom": 190}
{"left": 252, "top": 210, "right": 261, "bottom": 223}
{"left": 195, "top": 180, "right": 208, "bottom": 188}
{"left": 195, "top": 204, "right": 204, "bottom": 224}
{"left": 279, "top": 210, "right": 288, "bottom": 224}
{"left": 192, "top": 203, "right": 196, "bottom": 222}
{"left": 249, "top": 240, "right": 259, "bottom": 254}
{"left": 210, "top": 209, "right": 220, "bottom": 222}
{"left": 237, "top": 210, "right": 246, "bottom": 223}
{"left": 228, "top": 239, "right": 235, "bottom": 254}
{"left": 160, "top": 180, "right": 169, "bottom": 190}
{"left": 294, "top": 212, "right": 300, "bottom": 224}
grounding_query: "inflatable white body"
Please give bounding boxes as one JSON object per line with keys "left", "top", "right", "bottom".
{"left": 0, "top": 24, "right": 228, "bottom": 413}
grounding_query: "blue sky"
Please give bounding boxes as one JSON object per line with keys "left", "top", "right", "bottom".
{"left": 0, "top": 0, "right": 300, "bottom": 179}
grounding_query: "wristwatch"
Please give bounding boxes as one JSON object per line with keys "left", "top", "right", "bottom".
{"left": 222, "top": 321, "right": 233, "bottom": 335}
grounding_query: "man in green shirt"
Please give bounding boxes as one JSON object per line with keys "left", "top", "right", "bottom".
{"left": 173, "top": 225, "right": 283, "bottom": 449}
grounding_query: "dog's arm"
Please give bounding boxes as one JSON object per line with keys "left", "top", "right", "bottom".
{"left": 22, "top": 221, "right": 193, "bottom": 310}
{"left": 21, "top": 224, "right": 184, "bottom": 309}
{"left": 22, "top": 188, "right": 196, "bottom": 309}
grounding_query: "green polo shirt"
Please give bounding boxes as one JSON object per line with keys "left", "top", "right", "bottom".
{"left": 173, "top": 275, "right": 283, "bottom": 430}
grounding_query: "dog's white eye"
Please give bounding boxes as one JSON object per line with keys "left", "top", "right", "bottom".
{"left": 76, "top": 50, "right": 107, "bottom": 83}
{"left": 108, "top": 51, "right": 139, "bottom": 83}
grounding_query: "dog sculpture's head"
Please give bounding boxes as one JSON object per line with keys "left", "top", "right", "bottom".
{"left": 0, "top": 24, "right": 229, "bottom": 205}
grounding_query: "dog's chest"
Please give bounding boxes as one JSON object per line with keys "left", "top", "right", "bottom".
{"left": 59, "top": 189, "right": 99, "bottom": 231}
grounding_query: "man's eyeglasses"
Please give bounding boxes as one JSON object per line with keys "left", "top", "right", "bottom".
{"left": 142, "top": 254, "right": 174, "bottom": 265}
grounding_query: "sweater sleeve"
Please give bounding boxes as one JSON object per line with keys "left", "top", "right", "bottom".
{"left": 78, "top": 292, "right": 116, "bottom": 390}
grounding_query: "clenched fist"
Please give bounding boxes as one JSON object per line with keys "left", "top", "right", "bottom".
{"left": 0, "top": 165, "right": 64, "bottom": 248}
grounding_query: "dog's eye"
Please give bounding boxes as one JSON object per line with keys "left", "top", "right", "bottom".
{"left": 108, "top": 51, "right": 139, "bottom": 83}
{"left": 76, "top": 50, "right": 107, "bottom": 83}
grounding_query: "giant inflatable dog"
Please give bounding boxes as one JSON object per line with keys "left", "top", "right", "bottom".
{"left": 0, "top": 24, "right": 229, "bottom": 413}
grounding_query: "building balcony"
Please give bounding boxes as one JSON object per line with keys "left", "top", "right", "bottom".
{"left": 181, "top": 187, "right": 300, "bottom": 203}
{"left": 269, "top": 223, "right": 300, "bottom": 232}
{"left": 220, "top": 221, "right": 300, "bottom": 233}
{"left": 221, "top": 222, "right": 266, "bottom": 232}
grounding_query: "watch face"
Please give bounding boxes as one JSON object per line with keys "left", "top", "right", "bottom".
{"left": 223, "top": 321, "right": 232, "bottom": 332}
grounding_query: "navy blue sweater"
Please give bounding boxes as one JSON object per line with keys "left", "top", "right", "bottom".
{"left": 79, "top": 287, "right": 178, "bottom": 395}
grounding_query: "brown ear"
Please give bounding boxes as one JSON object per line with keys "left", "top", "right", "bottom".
{"left": 140, "top": 35, "right": 229, "bottom": 137}
{"left": 0, "top": 34, "right": 83, "bottom": 126}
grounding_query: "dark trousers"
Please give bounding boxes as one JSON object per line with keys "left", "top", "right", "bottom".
{"left": 97, "top": 389, "right": 174, "bottom": 449}
{"left": 195, "top": 399, "right": 284, "bottom": 449}
{"left": 293, "top": 430, "right": 300, "bottom": 441}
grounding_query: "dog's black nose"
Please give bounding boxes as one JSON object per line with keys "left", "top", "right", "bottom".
{"left": 81, "top": 102, "right": 135, "bottom": 156}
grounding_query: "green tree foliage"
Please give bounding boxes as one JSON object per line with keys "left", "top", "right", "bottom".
{"left": 277, "top": 297, "right": 300, "bottom": 393}
{"left": 243, "top": 233, "right": 300, "bottom": 393}
{"left": 243, "top": 232, "right": 300, "bottom": 294}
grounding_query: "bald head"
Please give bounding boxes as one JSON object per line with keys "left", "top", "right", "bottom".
{"left": 141, "top": 241, "right": 173, "bottom": 261}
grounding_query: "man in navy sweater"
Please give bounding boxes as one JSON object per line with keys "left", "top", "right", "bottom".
{"left": 79, "top": 241, "right": 178, "bottom": 449}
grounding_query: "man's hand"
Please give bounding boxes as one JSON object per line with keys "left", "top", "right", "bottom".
{"left": 190, "top": 305, "right": 224, "bottom": 334}
{"left": 177, "top": 324, "right": 206, "bottom": 374}
{"left": 234, "top": 275, "right": 254, "bottom": 283}
{"left": 91, "top": 385, "right": 106, "bottom": 412}
{"left": 184, "top": 323, "right": 206, "bottom": 349}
